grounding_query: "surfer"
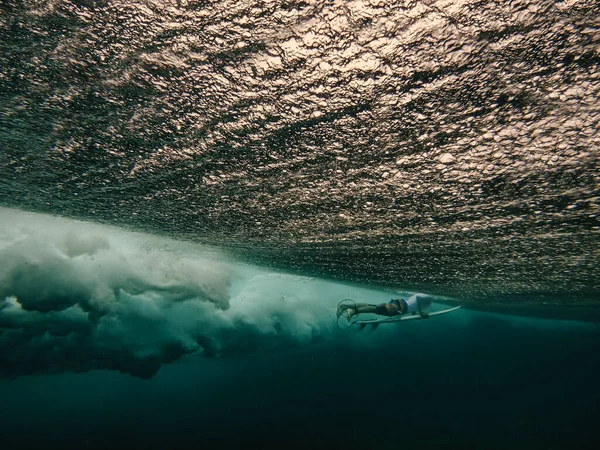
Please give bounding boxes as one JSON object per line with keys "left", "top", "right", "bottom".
{"left": 338, "top": 293, "right": 433, "bottom": 321}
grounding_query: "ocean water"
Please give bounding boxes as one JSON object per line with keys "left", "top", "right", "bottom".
{"left": 0, "top": 209, "right": 599, "bottom": 450}
{"left": 1, "top": 0, "right": 599, "bottom": 449}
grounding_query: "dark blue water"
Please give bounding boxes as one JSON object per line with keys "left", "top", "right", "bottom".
{"left": 1, "top": 309, "right": 599, "bottom": 450}
{"left": 1, "top": 210, "right": 597, "bottom": 449}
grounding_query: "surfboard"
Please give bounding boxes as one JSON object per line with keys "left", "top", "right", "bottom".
{"left": 351, "top": 305, "right": 461, "bottom": 326}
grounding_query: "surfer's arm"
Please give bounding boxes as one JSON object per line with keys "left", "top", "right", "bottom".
{"left": 413, "top": 293, "right": 433, "bottom": 317}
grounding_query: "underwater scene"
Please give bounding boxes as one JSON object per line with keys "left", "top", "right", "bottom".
{"left": 1, "top": 1, "right": 599, "bottom": 449}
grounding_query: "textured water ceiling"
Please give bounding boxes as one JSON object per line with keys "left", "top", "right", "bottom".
{"left": 1, "top": 0, "right": 599, "bottom": 304}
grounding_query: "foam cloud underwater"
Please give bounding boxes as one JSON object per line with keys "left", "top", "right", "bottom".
{"left": 0, "top": 208, "right": 334, "bottom": 379}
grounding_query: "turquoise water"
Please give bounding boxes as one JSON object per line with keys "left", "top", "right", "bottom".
{"left": 1, "top": 0, "right": 599, "bottom": 448}
{"left": 0, "top": 210, "right": 599, "bottom": 449}
{"left": 1, "top": 321, "right": 598, "bottom": 450}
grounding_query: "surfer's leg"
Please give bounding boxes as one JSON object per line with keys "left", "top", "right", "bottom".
{"left": 347, "top": 303, "right": 377, "bottom": 319}
{"left": 375, "top": 303, "right": 402, "bottom": 316}
{"left": 350, "top": 303, "right": 402, "bottom": 318}
{"left": 342, "top": 303, "right": 400, "bottom": 320}
{"left": 355, "top": 304, "right": 377, "bottom": 314}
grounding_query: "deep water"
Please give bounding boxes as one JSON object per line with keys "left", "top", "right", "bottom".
{"left": 0, "top": 209, "right": 600, "bottom": 449}
{"left": 0, "top": 209, "right": 599, "bottom": 450}
{"left": 1, "top": 310, "right": 599, "bottom": 450}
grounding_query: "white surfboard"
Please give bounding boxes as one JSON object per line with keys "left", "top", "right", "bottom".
{"left": 351, "top": 305, "right": 461, "bottom": 326}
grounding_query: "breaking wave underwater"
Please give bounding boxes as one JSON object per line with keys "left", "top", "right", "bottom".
{"left": 0, "top": 208, "right": 343, "bottom": 378}
{"left": 1, "top": 208, "right": 597, "bottom": 380}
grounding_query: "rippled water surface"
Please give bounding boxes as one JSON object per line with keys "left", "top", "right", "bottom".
{"left": 1, "top": 0, "right": 599, "bottom": 304}
{"left": 2, "top": 3, "right": 600, "bottom": 450}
